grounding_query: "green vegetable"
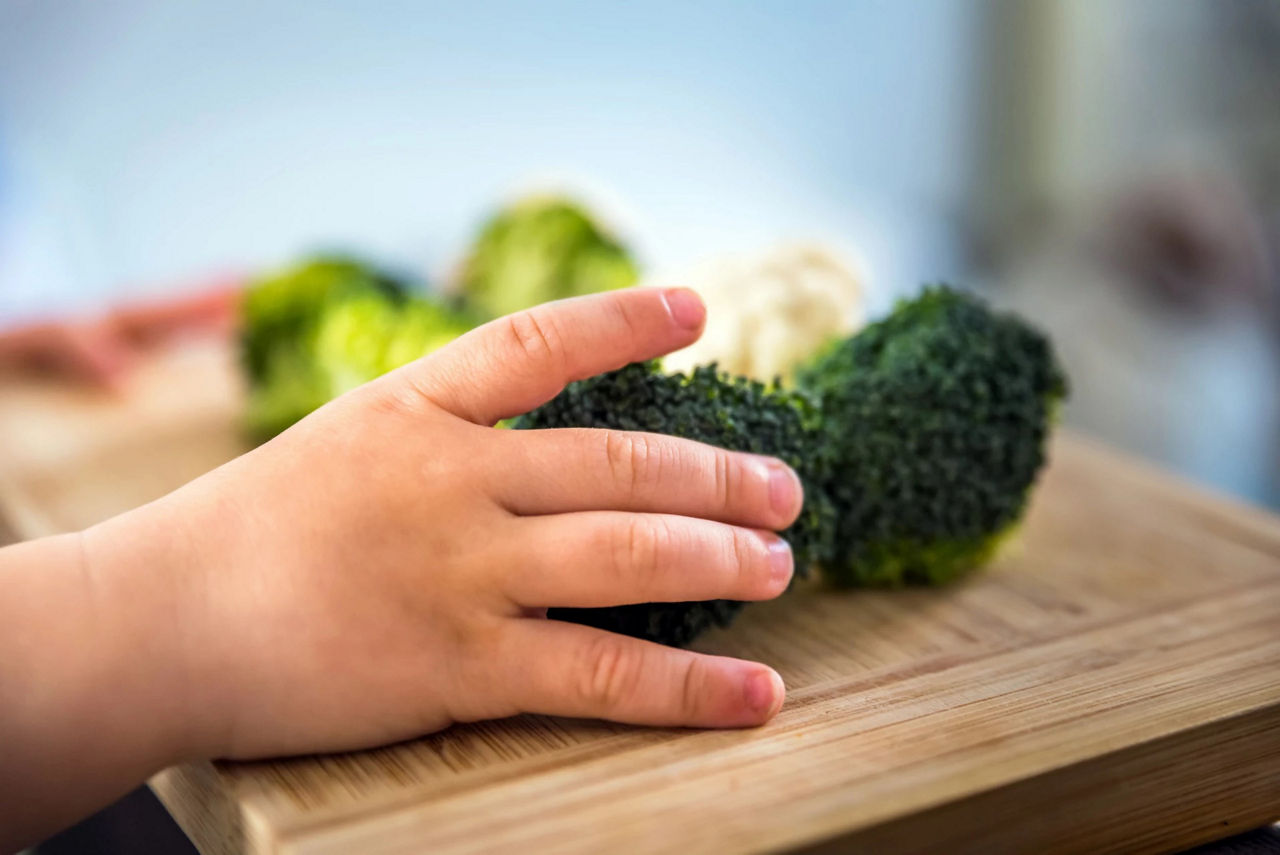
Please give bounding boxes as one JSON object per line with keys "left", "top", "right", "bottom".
{"left": 797, "top": 285, "right": 1068, "bottom": 587}
{"left": 242, "top": 256, "right": 473, "bottom": 440}
{"left": 459, "top": 197, "right": 639, "bottom": 319}
{"left": 241, "top": 256, "right": 408, "bottom": 385}
{"left": 514, "top": 361, "right": 834, "bottom": 647}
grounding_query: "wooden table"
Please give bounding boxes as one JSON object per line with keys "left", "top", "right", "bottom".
{"left": 1, "top": 342, "right": 1278, "bottom": 855}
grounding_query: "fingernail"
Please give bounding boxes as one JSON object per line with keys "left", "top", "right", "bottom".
{"left": 744, "top": 669, "right": 784, "bottom": 718}
{"left": 766, "top": 460, "right": 802, "bottom": 519}
{"left": 663, "top": 287, "right": 705, "bottom": 330}
{"left": 763, "top": 534, "right": 793, "bottom": 588}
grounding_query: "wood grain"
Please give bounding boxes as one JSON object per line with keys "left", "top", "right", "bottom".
{"left": 1, "top": 342, "right": 1277, "bottom": 855}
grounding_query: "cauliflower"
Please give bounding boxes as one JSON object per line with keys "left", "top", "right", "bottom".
{"left": 655, "top": 244, "right": 866, "bottom": 381}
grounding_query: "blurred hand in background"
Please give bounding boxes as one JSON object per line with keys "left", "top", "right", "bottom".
{"left": 0, "top": 282, "right": 241, "bottom": 388}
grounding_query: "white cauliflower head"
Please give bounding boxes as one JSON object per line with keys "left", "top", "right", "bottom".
{"left": 655, "top": 243, "right": 866, "bottom": 380}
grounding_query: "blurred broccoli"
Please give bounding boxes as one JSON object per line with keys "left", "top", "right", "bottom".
{"left": 459, "top": 197, "right": 639, "bottom": 319}
{"left": 514, "top": 361, "right": 834, "bottom": 647}
{"left": 797, "top": 285, "right": 1068, "bottom": 588}
{"left": 242, "top": 257, "right": 473, "bottom": 440}
{"left": 241, "top": 256, "right": 409, "bottom": 384}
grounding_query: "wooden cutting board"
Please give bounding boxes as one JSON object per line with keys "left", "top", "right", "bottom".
{"left": 1, "top": 341, "right": 1278, "bottom": 855}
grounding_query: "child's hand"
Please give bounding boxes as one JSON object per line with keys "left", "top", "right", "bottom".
{"left": 87, "top": 287, "right": 801, "bottom": 762}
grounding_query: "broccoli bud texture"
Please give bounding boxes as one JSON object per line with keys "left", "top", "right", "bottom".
{"left": 797, "top": 285, "right": 1068, "bottom": 587}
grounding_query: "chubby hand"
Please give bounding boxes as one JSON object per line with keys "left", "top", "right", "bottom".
{"left": 88, "top": 287, "right": 801, "bottom": 762}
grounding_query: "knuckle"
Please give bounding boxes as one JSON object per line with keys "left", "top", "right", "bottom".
{"left": 603, "top": 431, "right": 633, "bottom": 485}
{"left": 578, "top": 635, "right": 640, "bottom": 713}
{"left": 678, "top": 656, "right": 706, "bottom": 721}
{"left": 504, "top": 310, "right": 563, "bottom": 370}
{"left": 610, "top": 296, "right": 642, "bottom": 341}
{"left": 610, "top": 516, "right": 670, "bottom": 592}
{"left": 603, "top": 431, "right": 657, "bottom": 493}
{"left": 726, "top": 526, "right": 754, "bottom": 587}
{"left": 632, "top": 516, "right": 673, "bottom": 588}
{"left": 617, "top": 517, "right": 646, "bottom": 585}
{"left": 712, "top": 449, "right": 737, "bottom": 512}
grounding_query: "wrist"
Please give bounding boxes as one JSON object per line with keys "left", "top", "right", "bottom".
{"left": 81, "top": 491, "right": 233, "bottom": 766}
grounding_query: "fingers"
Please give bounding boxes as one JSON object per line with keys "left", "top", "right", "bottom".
{"left": 59, "top": 324, "right": 135, "bottom": 387}
{"left": 0, "top": 321, "right": 133, "bottom": 388}
{"left": 494, "top": 428, "right": 803, "bottom": 530}
{"left": 496, "top": 513, "right": 793, "bottom": 608}
{"left": 0, "top": 280, "right": 243, "bottom": 389}
{"left": 109, "top": 279, "right": 243, "bottom": 342}
{"left": 496, "top": 619, "right": 785, "bottom": 727}
{"left": 404, "top": 287, "right": 705, "bottom": 425}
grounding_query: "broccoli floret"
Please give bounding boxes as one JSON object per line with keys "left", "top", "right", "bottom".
{"left": 797, "top": 285, "right": 1068, "bottom": 587}
{"left": 307, "top": 295, "right": 474, "bottom": 398}
{"left": 242, "top": 257, "right": 473, "bottom": 440}
{"left": 459, "top": 197, "right": 639, "bottom": 319}
{"left": 514, "top": 361, "right": 834, "bottom": 647}
{"left": 241, "top": 256, "right": 409, "bottom": 384}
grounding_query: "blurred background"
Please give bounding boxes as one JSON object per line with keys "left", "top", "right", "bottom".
{"left": 1, "top": 0, "right": 1277, "bottom": 508}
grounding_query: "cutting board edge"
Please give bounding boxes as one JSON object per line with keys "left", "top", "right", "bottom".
{"left": 795, "top": 700, "right": 1280, "bottom": 855}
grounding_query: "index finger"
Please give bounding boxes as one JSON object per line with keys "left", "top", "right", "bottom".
{"left": 108, "top": 279, "right": 243, "bottom": 342}
{"left": 401, "top": 287, "right": 705, "bottom": 425}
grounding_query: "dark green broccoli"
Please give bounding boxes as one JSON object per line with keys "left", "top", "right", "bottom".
{"left": 459, "top": 196, "right": 639, "bottom": 319}
{"left": 241, "top": 257, "right": 474, "bottom": 440}
{"left": 514, "top": 361, "right": 834, "bottom": 647}
{"left": 797, "top": 285, "right": 1068, "bottom": 588}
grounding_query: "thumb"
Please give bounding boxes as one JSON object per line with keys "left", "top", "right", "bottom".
{"left": 398, "top": 287, "right": 705, "bottom": 425}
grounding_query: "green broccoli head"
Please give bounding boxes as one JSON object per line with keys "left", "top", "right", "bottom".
{"left": 307, "top": 295, "right": 475, "bottom": 398}
{"left": 797, "top": 285, "right": 1068, "bottom": 587}
{"left": 459, "top": 197, "right": 639, "bottom": 319}
{"left": 514, "top": 361, "right": 835, "bottom": 647}
{"left": 240, "top": 256, "right": 409, "bottom": 384}
{"left": 242, "top": 257, "right": 473, "bottom": 440}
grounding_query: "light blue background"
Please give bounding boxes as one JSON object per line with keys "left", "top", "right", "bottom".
{"left": 0, "top": 0, "right": 981, "bottom": 318}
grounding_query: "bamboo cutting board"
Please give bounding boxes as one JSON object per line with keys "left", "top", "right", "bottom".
{"left": 1, "top": 341, "right": 1278, "bottom": 855}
